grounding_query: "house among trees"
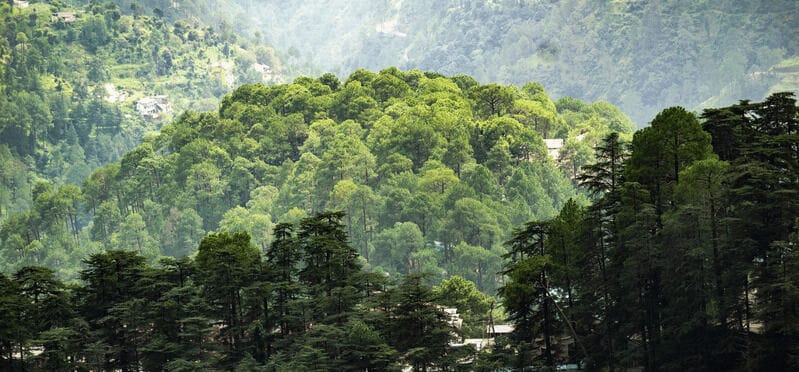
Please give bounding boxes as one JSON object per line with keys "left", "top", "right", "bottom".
{"left": 13, "top": 0, "right": 29, "bottom": 8}
{"left": 450, "top": 324, "right": 514, "bottom": 355}
{"left": 486, "top": 324, "right": 514, "bottom": 338}
{"left": 252, "top": 63, "right": 276, "bottom": 81}
{"left": 442, "top": 307, "right": 464, "bottom": 329}
{"left": 136, "top": 95, "right": 172, "bottom": 119}
{"left": 458, "top": 338, "right": 491, "bottom": 352}
{"left": 51, "top": 11, "right": 77, "bottom": 23}
{"left": 544, "top": 138, "right": 564, "bottom": 159}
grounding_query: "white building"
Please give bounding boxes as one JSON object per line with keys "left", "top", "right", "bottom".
{"left": 136, "top": 95, "right": 172, "bottom": 119}
{"left": 51, "top": 11, "right": 77, "bottom": 23}
{"left": 544, "top": 138, "right": 564, "bottom": 160}
{"left": 487, "top": 324, "right": 514, "bottom": 337}
{"left": 442, "top": 307, "right": 464, "bottom": 329}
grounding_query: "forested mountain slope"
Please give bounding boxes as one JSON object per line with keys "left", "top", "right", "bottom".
{"left": 241, "top": 0, "right": 799, "bottom": 125}
{"left": 1, "top": 1, "right": 797, "bottom": 370}
{"left": 1, "top": 89, "right": 796, "bottom": 371}
{"left": 0, "top": 68, "right": 633, "bottom": 285}
{"left": 0, "top": 0, "right": 284, "bottom": 222}
{"left": 500, "top": 92, "right": 799, "bottom": 371}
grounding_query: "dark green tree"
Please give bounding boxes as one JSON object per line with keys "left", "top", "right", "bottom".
{"left": 499, "top": 221, "right": 560, "bottom": 368}
{"left": 297, "top": 211, "right": 363, "bottom": 325}
{"left": 390, "top": 273, "right": 454, "bottom": 371}
{"left": 265, "top": 223, "right": 302, "bottom": 339}
{"left": 79, "top": 250, "right": 147, "bottom": 371}
{"left": 468, "top": 83, "right": 515, "bottom": 119}
{"left": 195, "top": 231, "right": 260, "bottom": 365}
{"left": 0, "top": 273, "right": 28, "bottom": 370}
{"left": 626, "top": 107, "right": 712, "bottom": 222}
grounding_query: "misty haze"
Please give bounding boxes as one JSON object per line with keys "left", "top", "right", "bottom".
{"left": 0, "top": 1, "right": 797, "bottom": 371}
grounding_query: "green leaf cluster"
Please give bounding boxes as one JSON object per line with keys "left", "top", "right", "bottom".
{"left": 497, "top": 92, "right": 799, "bottom": 371}
{"left": 0, "top": 213, "right": 464, "bottom": 371}
{"left": 0, "top": 0, "right": 286, "bottom": 224}
{"left": 2, "top": 68, "right": 629, "bottom": 297}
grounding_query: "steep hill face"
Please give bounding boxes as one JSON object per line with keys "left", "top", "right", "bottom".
{"left": 0, "top": 0, "right": 284, "bottom": 219}
{"left": 241, "top": 0, "right": 799, "bottom": 125}
{"left": 0, "top": 68, "right": 633, "bottom": 283}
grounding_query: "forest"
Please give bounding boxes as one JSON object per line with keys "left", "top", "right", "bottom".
{"left": 236, "top": 0, "right": 799, "bottom": 125}
{"left": 0, "top": 63, "right": 635, "bottom": 286}
{"left": 500, "top": 94, "right": 799, "bottom": 371}
{"left": 2, "top": 72, "right": 797, "bottom": 370}
{"left": 0, "top": 0, "right": 285, "bottom": 222}
{"left": 1, "top": 0, "right": 798, "bottom": 371}
{"left": 0, "top": 78, "right": 799, "bottom": 370}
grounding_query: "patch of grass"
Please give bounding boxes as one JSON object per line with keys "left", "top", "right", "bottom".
{"left": 109, "top": 64, "right": 146, "bottom": 79}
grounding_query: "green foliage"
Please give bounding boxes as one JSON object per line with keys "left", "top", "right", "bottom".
{"left": 434, "top": 275, "right": 493, "bottom": 338}
{"left": 0, "top": 0, "right": 287, "bottom": 233}
{"left": 244, "top": 0, "right": 798, "bottom": 125}
{"left": 0, "top": 211, "right": 463, "bottom": 370}
{"left": 390, "top": 273, "right": 456, "bottom": 371}
{"left": 627, "top": 106, "right": 712, "bottom": 220}
{"left": 2, "top": 57, "right": 798, "bottom": 370}
{"left": 500, "top": 220, "right": 563, "bottom": 367}
{"left": 372, "top": 221, "right": 425, "bottom": 276}
{"left": 496, "top": 93, "right": 799, "bottom": 371}
{"left": 0, "top": 53, "right": 634, "bottom": 368}
{"left": 196, "top": 231, "right": 260, "bottom": 360}
{"left": 3, "top": 68, "right": 612, "bottom": 293}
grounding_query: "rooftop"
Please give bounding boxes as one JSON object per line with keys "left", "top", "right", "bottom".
{"left": 487, "top": 324, "right": 514, "bottom": 334}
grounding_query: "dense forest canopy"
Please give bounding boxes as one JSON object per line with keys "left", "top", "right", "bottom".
{"left": 235, "top": 0, "right": 799, "bottom": 125}
{"left": 0, "top": 0, "right": 286, "bottom": 223}
{"left": 1, "top": 66, "right": 634, "bottom": 286}
{"left": 1, "top": 1, "right": 799, "bottom": 371}
{"left": 0, "top": 214, "right": 475, "bottom": 371}
{"left": 1, "top": 89, "right": 797, "bottom": 371}
{"left": 497, "top": 92, "right": 799, "bottom": 371}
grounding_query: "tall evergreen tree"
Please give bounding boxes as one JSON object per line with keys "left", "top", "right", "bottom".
{"left": 297, "top": 211, "right": 363, "bottom": 325}
{"left": 0, "top": 273, "right": 28, "bottom": 370}
{"left": 79, "top": 250, "right": 147, "bottom": 371}
{"left": 626, "top": 107, "right": 712, "bottom": 223}
{"left": 500, "top": 221, "right": 560, "bottom": 368}
{"left": 265, "top": 223, "right": 302, "bottom": 341}
{"left": 390, "top": 273, "right": 454, "bottom": 372}
{"left": 195, "top": 232, "right": 260, "bottom": 366}
{"left": 575, "top": 132, "right": 629, "bottom": 371}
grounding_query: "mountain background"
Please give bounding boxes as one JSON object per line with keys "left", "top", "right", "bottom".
{"left": 1, "top": 0, "right": 641, "bottom": 284}
{"left": 0, "top": 0, "right": 289, "bottom": 218}
{"left": 2, "top": 2, "right": 799, "bottom": 371}
{"left": 233, "top": 0, "right": 799, "bottom": 126}
{"left": 2, "top": 0, "right": 797, "bottom": 277}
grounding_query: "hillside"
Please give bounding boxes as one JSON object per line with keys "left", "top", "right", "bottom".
{"left": 239, "top": 0, "right": 799, "bottom": 125}
{"left": 0, "top": 68, "right": 633, "bottom": 285}
{"left": 1, "top": 1, "right": 798, "bottom": 370}
{"left": 1, "top": 88, "right": 796, "bottom": 371}
{"left": 0, "top": 0, "right": 285, "bottom": 221}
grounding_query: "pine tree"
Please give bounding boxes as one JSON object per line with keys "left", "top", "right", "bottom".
{"left": 297, "top": 211, "right": 363, "bottom": 325}
{"left": 79, "top": 250, "right": 147, "bottom": 371}
{"left": 500, "top": 221, "right": 560, "bottom": 368}
{"left": 390, "top": 273, "right": 454, "bottom": 371}
{"left": 195, "top": 232, "right": 260, "bottom": 366}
